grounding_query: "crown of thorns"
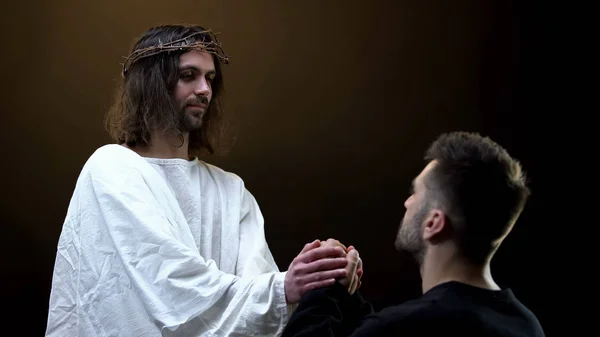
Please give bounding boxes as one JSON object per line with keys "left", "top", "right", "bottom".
{"left": 121, "top": 30, "right": 229, "bottom": 77}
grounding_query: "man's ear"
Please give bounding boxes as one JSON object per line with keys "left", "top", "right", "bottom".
{"left": 423, "top": 209, "right": 446, "bottom": 241}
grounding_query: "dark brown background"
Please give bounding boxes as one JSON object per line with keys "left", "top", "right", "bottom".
{"left": 1, "top": 0, "right": 567, "bottom": 335}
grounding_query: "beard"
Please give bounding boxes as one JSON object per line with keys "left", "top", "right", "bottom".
{"left": 395, "top": 201, "right": 430, "bottom": 265}
{"left": 179, "top": 95, "right": 209, "bottom": 132}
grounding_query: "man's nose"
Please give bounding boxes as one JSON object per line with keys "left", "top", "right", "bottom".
{"left": 404, "top": 194, "right": 414, "bottom": 209}
{"left": 194, "top": 78, "right": 211, "bottom": 96}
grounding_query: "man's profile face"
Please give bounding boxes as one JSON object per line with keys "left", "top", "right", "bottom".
{"left": 174, "top": 49, "right": 216, "bottom": 132}
{"left": 395, "top": 162, "right": 437, "bottom": 260}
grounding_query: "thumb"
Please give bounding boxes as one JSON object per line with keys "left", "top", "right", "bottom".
{"left": 347, "top": 250, "right": 359, "bottom": 274}
{"left": 346, "top": 250, "right": 360, "bottom": 291}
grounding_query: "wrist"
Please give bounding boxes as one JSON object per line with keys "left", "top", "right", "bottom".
{"left": 280, "top": 271, "right": 294, "bottom": 305}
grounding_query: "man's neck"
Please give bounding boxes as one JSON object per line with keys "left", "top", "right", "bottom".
{"left": 129, "top": 131, "right": 191, "bottom": 160}
{"left": 420, "top": 246, "right": 500, "bottom": 294}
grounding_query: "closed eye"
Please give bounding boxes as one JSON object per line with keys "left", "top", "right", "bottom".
{"left": 180, "top": 70, "right": 195, "bottom": 81}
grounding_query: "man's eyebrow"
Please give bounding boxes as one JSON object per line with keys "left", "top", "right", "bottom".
{"left": 179, "top": 65, "right": 199, "bottom": 71}
{"left": 179, "top": 65, "right": 216, "bottom": 75}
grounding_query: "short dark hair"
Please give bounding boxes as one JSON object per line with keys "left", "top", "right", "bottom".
{"left": 105, "top": 24, "right": 229, "bottom": 156}
{"left": 423, "top": 131, "right": 530, "bottom": 265}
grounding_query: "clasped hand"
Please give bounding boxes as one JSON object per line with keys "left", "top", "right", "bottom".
{"left": 285, "top": 238, "right": 363, "bottom": 304}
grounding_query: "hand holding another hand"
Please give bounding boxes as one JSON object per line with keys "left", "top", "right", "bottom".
{"left": 319, "top": 239, "right": 363, "bottom": 295}
{"left": 285, "top": 240, "right": 348, "bottom": 304}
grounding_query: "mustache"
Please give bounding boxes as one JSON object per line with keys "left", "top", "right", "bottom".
{"left": 185, "top": 95, "right": 209, "bottom": 106}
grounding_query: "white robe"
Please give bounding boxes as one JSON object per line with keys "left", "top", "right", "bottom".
{"left": 45, "top": 144, "right": 293, "bottom": 337}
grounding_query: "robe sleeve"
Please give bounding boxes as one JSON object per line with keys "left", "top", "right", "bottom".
{"left": 232, "top": 188, "right": 297, "bottom": 332}
{"left": 83, "top": 164, "right": 289, "bottom": 336}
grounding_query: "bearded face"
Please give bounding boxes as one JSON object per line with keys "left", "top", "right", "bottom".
{"left": 173, "top": 50, "right": 216, "bottom": 132}
{"left": 395, "top": 162, "right": 439, "bottom": 265}
{"left": 395, "top": 198, "right": 430, "bottom": 264}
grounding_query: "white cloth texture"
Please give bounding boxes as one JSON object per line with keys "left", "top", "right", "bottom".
{"left": 45, "top": 144, "right": 292, "bottom": 337}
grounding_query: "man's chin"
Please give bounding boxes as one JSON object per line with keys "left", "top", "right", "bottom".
{"left": 394, "top": 238, "right": 404, "bottom": 252}
{"left": 394, "top": 232, "right": 411, "bottom": 252}
{"left": 395, "top": 240, "right": 423, "bottom": 260}
{"left": 181, "top": 125, "right": 203, "bottom": 133}
{"left": 395, "top": 242, "right": 412, "bottom": 255}
{"left": 181, "top": 115, "right": 204, "bottom": 132}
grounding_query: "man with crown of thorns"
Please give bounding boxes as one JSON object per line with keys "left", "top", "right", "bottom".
{"left": 45, "top": 24, "right": 363, "bottom": 337}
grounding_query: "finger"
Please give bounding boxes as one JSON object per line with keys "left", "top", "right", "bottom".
{"left": 349, "top": 273, "right": 359, "bottom": 294}
{"left": 301, "top": 257, "right": 348, "bottom": 274}
{"left": 348, "top": 272, "right": 356, "bottom": 293}
{"left": 326, "top": 238, "right": 347, "bottom": 251}
{"left": 356, "top": 257, "right": 363, "bottom": 278}
{"left": 300, "top": 239, "right": 321, "bottom": 254}
{"left": 342, "top": 259, "right": 359, "bottom": 293}
{"left": 302, "top": 268, "right": 347, "bottom": 284}
{"left": 320, "top": 239, "right": 347, "bottom": 252}
{"left": 302, "top": 278, "right": 337, "bottom": 292}
{"left": 298, "top": 246, "right": 346, "bottom": 263}
{"left": 347, "top": 250, "right": 360, "bottom": 267}
{"left": 346, "top": 250, "right": 360, "bottom": 280}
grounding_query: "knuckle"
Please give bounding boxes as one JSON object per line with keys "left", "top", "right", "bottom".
{"left": 316, "top": 259, "right": 329, "bottom": 270}
{"left": 296, "top": 264, "right": 307, "bottom": 275}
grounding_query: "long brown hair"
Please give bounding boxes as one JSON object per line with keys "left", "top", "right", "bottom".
{"left": 105, "top": 24, "right": 230, "bottom": 156}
